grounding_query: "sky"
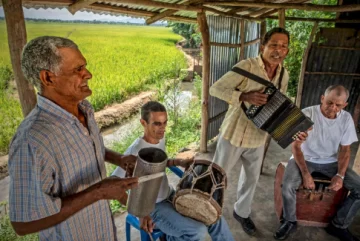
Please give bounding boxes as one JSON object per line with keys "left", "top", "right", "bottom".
{"left": 0, "top": 7, "right": 146, "bottom": 24}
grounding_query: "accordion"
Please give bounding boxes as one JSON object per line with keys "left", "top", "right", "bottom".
{"left": 232, "top": 67, "right": 313, "bottom": 149}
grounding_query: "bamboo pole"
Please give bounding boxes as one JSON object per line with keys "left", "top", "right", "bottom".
{"left": 204, "top": 1, "right": 360, "bottom": 12}
{"left": 198, "top": 11, "right": 210, "bottom": 153}
{"left": 295, "top": 22, "right": 318, "bottom": 107}
{"left": 239, "top": 19, "right": 245, "bottom": 61}
{"left": 2, "top": 0, "right": 37, "bottom": 117}
{"left": 266, "top": 16, "right": 360, "bottom": 23}
{"left": 278, "top": 9, "right": 285, "bottom": 28}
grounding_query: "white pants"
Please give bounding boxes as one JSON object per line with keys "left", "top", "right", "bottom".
{"left": 213, "top": 135, "right": 265, "bottom": 218}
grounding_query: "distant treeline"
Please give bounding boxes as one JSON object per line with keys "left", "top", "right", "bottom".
{"left": 0, "top": 17, "right": 166, "bottom": 26}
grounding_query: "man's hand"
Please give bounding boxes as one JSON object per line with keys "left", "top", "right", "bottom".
{"left": 177, "top": 157, "right": 194, "bottom": 170}
{"left": 302, "top": 172, "right": 315, "bottom": 190}
{"left": 328, "top": 175, "right": 344, "bottom": 191}
{"left": 120, "top": 155, "right": 137, "bottom": 177}
{"left": 140, "top": 215, "right": 155, "bottom": 233}
{"left": 240, "top": 91, "right": 268, "bottom": 106}
{"left": 98, "top": 176, "right": 138, "bottom": 205}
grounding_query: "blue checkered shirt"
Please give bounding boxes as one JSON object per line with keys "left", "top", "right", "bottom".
{"left": 8, "top": 95, "right": 117, "bottom": 241}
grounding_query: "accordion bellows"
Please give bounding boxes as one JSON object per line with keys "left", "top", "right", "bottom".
{"left": 246, "top": 87, "right": 313, "bottom": 148}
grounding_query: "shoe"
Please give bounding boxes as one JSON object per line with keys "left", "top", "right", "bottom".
{"left": 273, "top": 220, "right": 297, "bottom": 240}
{"left": 325, "top": 223, "right": 359, "bottom": 241}
{"left": 233, "top": 211, "right": 256, "bottom": 235}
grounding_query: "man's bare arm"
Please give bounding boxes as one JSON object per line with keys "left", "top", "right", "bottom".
{"left": 292, "top": 141, "right": 315, "bottom": 189}
{"left": 337, "top": 145, "right": 351, "bottom": 177}
{"left": 11, "top": 177, "right": 137, "bottom": 236}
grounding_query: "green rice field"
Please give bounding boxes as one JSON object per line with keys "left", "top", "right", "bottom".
{"left": 0, "top": 21, "right": 187, "bottom": 154}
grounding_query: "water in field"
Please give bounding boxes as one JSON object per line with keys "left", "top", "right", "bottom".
{"left": 101, "top": 81, "right": 194, "bottom": 148}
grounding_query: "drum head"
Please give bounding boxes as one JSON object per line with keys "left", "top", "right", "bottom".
{"left": 174, "top": 190, "right": 221, "bottom": 226}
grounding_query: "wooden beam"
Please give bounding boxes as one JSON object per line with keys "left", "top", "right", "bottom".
{"left": 106, "top": 0, "right": 201, "bottom": 12}
{"left": 278, "top": 9, "right": 285, "bottom": 28}
{"left": 239, "top": 19, "right": 245, "bottom": 61}
{"left": 249, "top": 8, "right": 274, "bottom": 18}
{"left": 353, "top": 95, "right": 360, "bottom": 134}
{"left": 266, "top": 16, "right": 360, "bottom": 23}
{"left": 203, "top": 6, "right": 260, "bottom": 21}
{"left": 258, "top": 9, "right": 278, "bottom": 18}
{"left": 296, "top": 22, "right": 318, "bottom": 107}
{"left": 89, "top": 3, "right": 197, "bottom": 23}
{"left": 305, "top": 72, "right": 360, "bottom": 76}
{"left": 205, "top": 1, "right": 360, "bottom": 12}
{"left": 227, "top": 7, "right": 249, "bottom": 14}
{"left": 210, "top": 42, "right": 241, "bottom": 48}
{"left": 260, "top": 20, "right": 266, "bottom": 52}
{"left": 68, "top": 0, "right": 96, "bottom": 14}
{"left": 353, "top": 144, "right": 360, "bottom": 175}
{"left": 2, "top": 0, "right": 37, "bottom": 117}
{"left": 209, "top": 38, "right": 260, "bottom": 48}
{"left": 198, "top": 11, "right": 210, "bottom": 153}
{"left": 146, "top": 0, "right": 202, "bottom": 25}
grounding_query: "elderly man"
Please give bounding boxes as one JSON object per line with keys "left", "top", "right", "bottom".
{"left": 112, "top": 101, "right": 235, "bottom": 241}
{"left": 209, "top": 27, "right": 295, "bottom": 235}
{"left": 8, "top": 36, "right": 138, "bottom": 241}
{"left": 274, "top": 85, "right": 359, "bottom": 241}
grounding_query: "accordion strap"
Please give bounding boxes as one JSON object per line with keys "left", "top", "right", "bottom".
{"left": 231, "top": 66, "right": 284, "bottom": 89}
{"left": 231, "top": 66, "right": 285, "bottom": 114}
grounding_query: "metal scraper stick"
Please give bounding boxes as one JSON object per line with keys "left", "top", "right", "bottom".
{"left": 138, "top": 172, "right": 165, "bottom": 183}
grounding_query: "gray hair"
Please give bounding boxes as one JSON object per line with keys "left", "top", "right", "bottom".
{"left": 21, "top": 36, "right": 78, "bottom": 92}
{"left": 324, "top": 85, "right": 349, "bottom": 101}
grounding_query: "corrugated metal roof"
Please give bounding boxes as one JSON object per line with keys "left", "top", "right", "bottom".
{"left": 9, "top": 0, "right": 327, "bottom": 24}
{"left": 300, "top": 28, "right": 360, "bottom": 115}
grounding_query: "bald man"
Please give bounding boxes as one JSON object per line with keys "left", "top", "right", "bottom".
{"left": 274, "top": 85, "right": 360, "bottom": 241}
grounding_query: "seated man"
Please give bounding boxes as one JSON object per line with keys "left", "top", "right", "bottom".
{"left": 274, "top": 85, "right": 360, "bottom": 241}
{"left": 113, "top": 101, "right": 234, "bottom": 241}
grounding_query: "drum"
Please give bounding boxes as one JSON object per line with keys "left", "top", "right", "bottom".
{"left": 274, "top": 162, "right": 348, "bottom": 227}
{"left": 173, "top": 160, "right": 227, "bottom": 225}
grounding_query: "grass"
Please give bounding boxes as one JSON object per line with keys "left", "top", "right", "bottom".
{"left": 0, "top": 20, "right": 187, "bottom": 154}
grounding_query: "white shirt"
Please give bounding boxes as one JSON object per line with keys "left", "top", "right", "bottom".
{"left": 294, "top": 105, "right": 358, "bottom": 164}
{"left": 112, "top": 137, "right": 171, "bottom": 203}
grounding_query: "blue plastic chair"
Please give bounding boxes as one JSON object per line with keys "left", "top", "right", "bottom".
{"left": 125, "top": 166, "right": 184, "bottom": 241}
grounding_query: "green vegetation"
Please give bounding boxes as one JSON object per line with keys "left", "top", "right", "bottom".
{"left": 267, "top": 0, "right": 336, "bottom": 97}
{"left": 167, "top": 22, "right": 201, "bottom": 48}
{"left": 0, "top": 21, "right": 187, "bottom": 154}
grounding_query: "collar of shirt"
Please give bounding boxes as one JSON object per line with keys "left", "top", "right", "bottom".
{"left": 256, "top": 55, "right": 282, "bottom": 81}
{"left": 37, "top": 94, "right": 93, "bottom": 124}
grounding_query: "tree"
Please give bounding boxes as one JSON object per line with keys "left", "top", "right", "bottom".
{"left": 167, "top": 22, "right": 201, "bottom": 48}
{"left": 267, "top": 0, "right": 337, "bottom": 97}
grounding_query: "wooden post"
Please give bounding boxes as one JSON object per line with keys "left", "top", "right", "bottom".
{"left": 278, "top": 9, "right": 285, "bottom": 28}
{"left": 239, "top": 19, "right": 245, "bottom": 61}
{"left": 353, "top": 95, "right": 360, "bottom": 133}
{"left": 198, "top": 11, "right": 210, "bottom": 153}
{"left": 2, "top": 0, "right": 36, "bottom": 117}
{"left": 259, "top": 20, "right": 266, "bottom": 53}
{"left": 295, "top": 22, "right": 318, "bottom": 107}
{"left": 354, "top": 145, "right": 360, "bottom": 175}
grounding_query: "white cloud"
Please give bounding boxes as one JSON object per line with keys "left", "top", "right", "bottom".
{"left": 0, "top": 7, "right": 145, "bottom": 23}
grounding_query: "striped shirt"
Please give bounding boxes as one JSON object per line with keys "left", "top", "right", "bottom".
{"left": 8, "top": 95, "right": 117, "bottom": 241}
{"left": 209, "top": 55, "right": 289, "bottom": 148}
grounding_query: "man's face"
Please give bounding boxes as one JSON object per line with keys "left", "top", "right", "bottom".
{"left": 320, "top": 91, "right": 348, "bottom": 119}
{"left": 260, "top": 33, "right": 289, "bottom": 66}
{"left": 50, "top": 47, "right": 92, "bottom": 102}
{"left": 142, "top": 111, "right": 167, "bottom": 142}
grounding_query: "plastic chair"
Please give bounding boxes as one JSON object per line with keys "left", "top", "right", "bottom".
{"left": 125, "top": 166, "right": 184, "bottom": 241}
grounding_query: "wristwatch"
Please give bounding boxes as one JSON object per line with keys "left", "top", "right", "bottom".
{"left": 336, "top": 173, "right": 345, "bottom": 180}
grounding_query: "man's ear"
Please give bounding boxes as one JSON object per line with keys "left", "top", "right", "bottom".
{"left": 260, "top": 44, "right": 264, "bottom": 54}
{"left": 140, "top": 119, "right": 147, "bottom": 127}
{"left": 343, "top": 102, "right": 348, "bottom": 109}
{"left": 39, "top": 70, "right": 55, "bottom": 88}
{"left": 320, "top": 95, "right": 324, "bottom": 104}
